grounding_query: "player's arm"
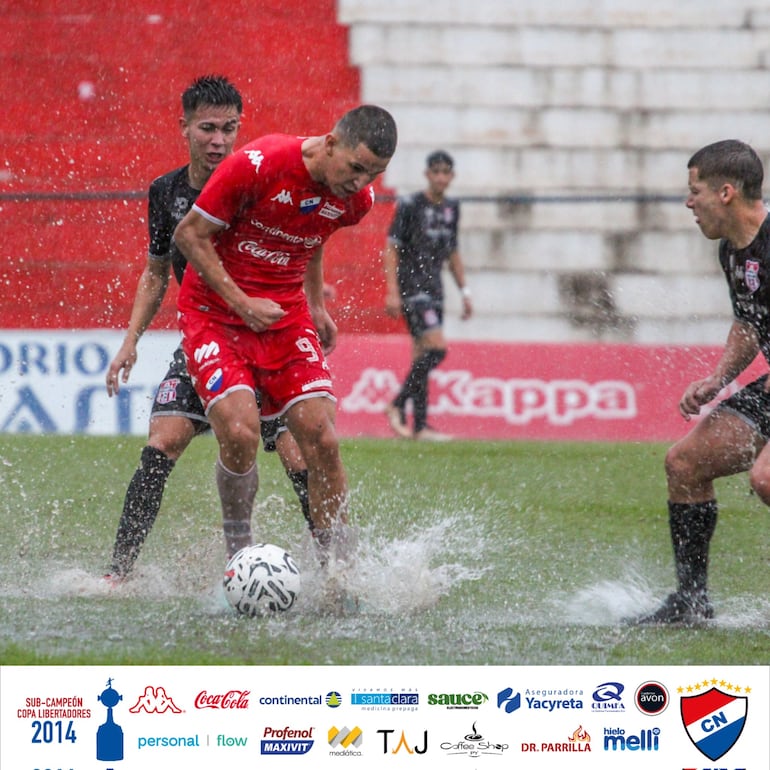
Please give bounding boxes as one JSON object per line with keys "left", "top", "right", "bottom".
{"left": 448, "top": 248, "right": 473, "bottom": 321}
{"left": 304, "top": 246, "right": 337, "bottom": 355}
{"left": 174, "top": 209, "right": 285, "bottom": 331}
{"left": 383, "top": 239, "right": 402, "bottom": 318}
{"left": 106, "top": 258, "right": 170, "bottom": 396}
{"left": 679, "top": 319, "right": 760, "bottom": 419}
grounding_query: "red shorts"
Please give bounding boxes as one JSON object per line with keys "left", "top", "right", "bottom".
{"left": 178, "top": 309, "right": 335, "bottom": 418}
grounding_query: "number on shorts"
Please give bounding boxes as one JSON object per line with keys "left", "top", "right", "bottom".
{"left": 296, "top": 336, "right": 319, "bottom": 362}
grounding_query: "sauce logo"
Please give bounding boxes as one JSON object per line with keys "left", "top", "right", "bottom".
{"left": 679, "top": 678, "right": 749, "bottom": 761}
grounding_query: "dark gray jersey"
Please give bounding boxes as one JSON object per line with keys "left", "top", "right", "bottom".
{"left": 147, "top": 165, "right": 199, "bottom": 285}
{"left": 388, "top": 191, "right": 460, "bottom": 301}
{"left": 720, "top": 212, "right": 770, "bottom": 362}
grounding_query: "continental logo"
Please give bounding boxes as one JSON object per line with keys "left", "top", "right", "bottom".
{"left": 427, "top": 691, "right": 488, "bottom": 709}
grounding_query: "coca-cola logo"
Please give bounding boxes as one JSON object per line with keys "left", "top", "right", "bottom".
{"left": 194, "top": 690, "right": 250, "bottom": 709}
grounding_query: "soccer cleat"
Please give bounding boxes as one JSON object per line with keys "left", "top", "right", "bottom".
{"left": 414, "top": 426, "right": 451, "bottom": 442}
{"left": 627, "top": 591, "right": 714, "bottom": 626}
{"left": 384, "top": 404, "right": 412, "bottom": 438}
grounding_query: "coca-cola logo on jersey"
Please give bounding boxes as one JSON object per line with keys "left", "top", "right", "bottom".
{"left": 194, "top": 690, "right": 250, "bottom": 709}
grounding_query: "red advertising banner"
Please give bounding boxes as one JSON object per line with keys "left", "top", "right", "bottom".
{"left": 331, "top": 335, "right": 768, "bottom": 442}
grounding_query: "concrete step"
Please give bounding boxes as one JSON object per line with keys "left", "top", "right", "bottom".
{"left": 349, "top": 24, "right": 770, "bottom": 69}
{"left": 339, "top": 0, "right": 760, "bottom": 29}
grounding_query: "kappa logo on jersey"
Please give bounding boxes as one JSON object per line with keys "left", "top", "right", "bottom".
{"left": 318, "top": 201, "right": 345, "bottom": 220}
{"left": 300, "top": 196, "right": 321, "bottom": 213}
{"left": 194, "top": 340, "right": 220, "bottom": 363}
{"left": 128, "top": 686, "right": 183, "bottom": 714}
{"left": 271, "top": 188, "right": 293, "bottom": 205}
{"left": 744, "top": 259, "right": 760, "bottom": 293}
{"left": 244, "top": 149, "right": 264, "bottom": 172}
{"left": 680, "top": 685, "right": 748, "bottom": 761}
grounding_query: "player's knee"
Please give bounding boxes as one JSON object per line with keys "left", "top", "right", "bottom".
{"left": 664, "top": 443, "right": 698, "bottom": 485}
{"left": 748, "top": 465, "right": 770, "bottom": 505}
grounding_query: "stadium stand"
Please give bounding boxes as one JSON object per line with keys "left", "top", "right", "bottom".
{"left": 4, "top": 1, "right": 770, "bottom": 342}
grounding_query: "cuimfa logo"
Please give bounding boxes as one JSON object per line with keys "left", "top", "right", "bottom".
{"left": 128, "top": 686, "right": 182, "bottom": 714}
{"left": 592, "top": 682, "right": 625, "bottom": 712}
{"left": 377, "top": 729, "right": 427, "bottom": 755}
{"left": 679, "top": 677, "right": 749, "bottom": 761}
{"left": 497, "top": 687, "right": 521, "bottom": 714}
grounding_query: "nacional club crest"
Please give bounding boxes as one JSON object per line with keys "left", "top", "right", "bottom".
{"left": 680, "top": 686, "right": 747, "bottom": 761}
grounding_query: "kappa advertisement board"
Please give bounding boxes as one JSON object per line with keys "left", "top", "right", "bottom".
{"left": 0, "top": 330, "right": 766, "bottom": 441}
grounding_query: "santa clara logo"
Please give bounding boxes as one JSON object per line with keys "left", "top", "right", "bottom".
{"left": 679, "top": 677, "right": 749, "bottom": 761}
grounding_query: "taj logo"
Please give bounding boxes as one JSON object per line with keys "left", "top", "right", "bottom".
{"left": 680, "top": 686, "right": 748, "bottom": 761}
{"left": 377, "top": 729, "right": 427, "bottom": 755}
{"left": 128, "top": 686, "right": 182, "bottom": 714}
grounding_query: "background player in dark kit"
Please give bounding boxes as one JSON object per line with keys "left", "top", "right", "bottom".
{"left": 630, "top": 139, "right": 770, "bottom": 625}
{"left": 105, "top": 75, "right": 310, "bottom": 581}
{"left": 383, "top": 149, "right": 473, "bottom": 441}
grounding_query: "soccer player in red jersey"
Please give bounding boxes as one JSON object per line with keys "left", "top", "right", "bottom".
{"left": 174, "top": 105, "right": 397, "bottom": 601}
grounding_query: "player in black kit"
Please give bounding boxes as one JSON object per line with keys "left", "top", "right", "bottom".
{"left": 104, "top": 75, "right": 310, "bottom": 581}
{"left": 383, "top": 150, "right": 473, "bottom": 441}
{"left": 628, "top": 139, "right": 770, "bottom": 625}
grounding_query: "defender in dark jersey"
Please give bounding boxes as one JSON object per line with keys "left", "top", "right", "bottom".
{"left": 628, "top": 139, "right": 770, "bottom": 625}
{"left": 104, "top": 75, "right": 310, "bottom": 581}
{"left": 383, "top": 150, "right": 473, "bottom": 440}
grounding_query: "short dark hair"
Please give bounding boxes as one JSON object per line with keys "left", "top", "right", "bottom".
{"left": 426, "top": 150, "right": 454, "bottom": 169}
{"left": 182, "top": 74, "right": 243, "bottom": 116}
{"left": 334, "top": 105, "right": 398, "bottom": 159}
{"left": 688, "top": 139, "right": 763, "bottom": 200}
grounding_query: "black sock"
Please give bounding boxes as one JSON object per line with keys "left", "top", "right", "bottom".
{"left": 287, "top": 469, "right": 312, "bottom": 532}
{"left": 668, "top": 500, "right": 718, "bottom": 598}
{"left": 111, "top": 446, "right": 175, "bottom": 577}
{"left": 394, "top": 349, "right": 446, "bottom": 431}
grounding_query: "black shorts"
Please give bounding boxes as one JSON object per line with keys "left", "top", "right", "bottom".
{"left": 150, "top": 346, "right": 285, "bottom": 451}
{"left": 402, "top": 294, "right": 443, "bottom": 339}
{"left": 717, "top": 374, "right": 770, "bottom": 440}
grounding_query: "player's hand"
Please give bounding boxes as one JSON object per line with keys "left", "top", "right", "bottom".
{"left": 461, "top": 296, "right": 473, "bottom": 321}
{"left": 314, "top": 311, "right": 338, "bottom": 356}
{"left": 239, "top": 297, "right": 286, "bottom": 332}
{"left": 678, "top": 376, "right": 722, "bottom": 421}
{"left": 106, "top": 340, "right": 138, "bottom": 396}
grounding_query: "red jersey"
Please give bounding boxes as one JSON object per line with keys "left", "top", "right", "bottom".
{"left": 177, "top": 133, "right": 374, "bottom": 327}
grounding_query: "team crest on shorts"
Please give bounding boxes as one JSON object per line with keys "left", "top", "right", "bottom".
{"left": 680, "top": 686, "right": 747, "bottom": 761}
{"left": 156, "top": 378, "right": 179, "bottom": 405}
{"left": 744, "top": 259, "right": 760, "bottom": 293}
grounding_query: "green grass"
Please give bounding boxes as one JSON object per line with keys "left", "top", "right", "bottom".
{"left": 0, "top": 434, "right": 768, "bottom": 665}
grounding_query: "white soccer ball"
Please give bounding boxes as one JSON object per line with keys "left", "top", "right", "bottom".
{"left": 223, "top": 543, "right": 301, "bottom": 616}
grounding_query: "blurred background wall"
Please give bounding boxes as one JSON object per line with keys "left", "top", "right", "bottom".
{"left": 4, "top": 0, "right": 770, "bottom": 344}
